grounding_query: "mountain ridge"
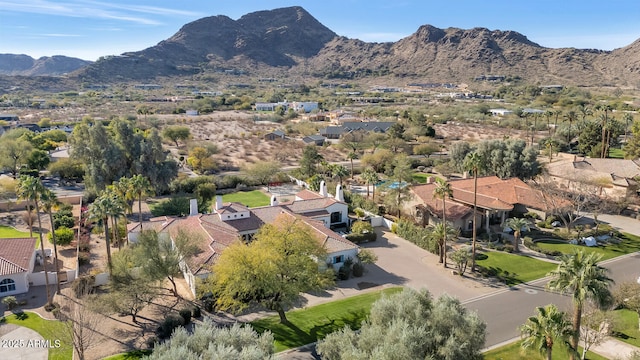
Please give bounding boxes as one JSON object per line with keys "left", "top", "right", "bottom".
{"left": 2, "top": 6, "right": 639, "bottom": 86}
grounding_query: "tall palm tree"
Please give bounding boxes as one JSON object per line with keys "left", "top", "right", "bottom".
{"left": 17, "top": 175, "right": 52, "bottom": 306}
{"left": 331, "top": 165, "right": 349, "bottom": 186}
{"left": 429, "top": 222, "right": 458, "bottom": 266}
{"left": 128, "top": 175, "right": 153, "bottom": 233}
{"left": 544, "top": 110, "right": 554, "bottom": 136}
{"left": 347, "top": 151, "right": 358, "bottom": 179}
{"left": 595, "top": 104, "right": 612, "bottom": 158}
{"left": 108, "top": 193, "right": 125, "bottom": 250}
{"left": 564, "top": 110, "right": 578, "bottom": 151}
{"left": 505, "top": 217, "right": 530, "bottom": 253}
{"left": 433, "top": 178, "right": 453, "bottom": 267}
{"left": 41, "top": 189, "right": 62, "bottom": 294}
{"left": 520, "top": 304, "right": 573, "bottom": 360}
{"left": 361, "top": 167, "right": 379, "bottom": 200}
{"left": 622, "top": 113, "right": 634, "bottom": 144}
{"left": 88, "top": 192, "right": 123, "bottom": 272}
{"left": 546, "top": 251, "right": 614, "bottom": 360}
{"left": 463, "top": 152, "right": 482, "bottom": 271}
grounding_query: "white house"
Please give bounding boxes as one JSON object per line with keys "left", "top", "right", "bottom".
{"left": 291, "top": 102, "right": 319, "bottom": 113}
{"left": 0, "top": 238, "right": 37, "bottom": 296}
{"left": 134, "top": 184, "right": 358, "bottom": 296}
{"left": 489, "top": 108, "right": 514, "bottom": 116}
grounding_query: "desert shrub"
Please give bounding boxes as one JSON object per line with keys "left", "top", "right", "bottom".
{"left": 145, "top": 336, "right": 158, "bottom": 349}
{"left": 170, "top": 176, "right": 215, "bottom": 194}
{"left": 72, "top": 275, "right": 95, "bottom": 298}
{"left": 450, "top": 248, "right": 471, "bottom": 275}
{"left": 78, "top": 242, "right": 90, "bottom": 252}
{"left": 351, "top": 220, "right": 374, "bottom": 235}
{"left": 395, "top": 219, "right": 438, "bottom": 254}
{"left": 48, "top": 226, "right": 74, "bottom": 246}
{"left": 503, "top": 244, "right": 515, "bottom": 253}
{"left": 78, "top": 252, "right": 90, "bottom": 266}
{"left": 1, "top": 296, "right": 17, "bottom": 310}
{"left": 179, "top": 308, "right": 192, "bottom": 325}
{"left": 524, "top": 211, "right": 540, "bottom": 220}
{"left": 345, "top": 192, "right": 379, "bottom": 215}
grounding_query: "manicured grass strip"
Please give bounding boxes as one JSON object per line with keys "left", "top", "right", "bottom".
{"left": 608, "top": 147, "right": 625, "bottom": 159}
{"left": 476, "top": 251, "right": 557, "bottom": 286}
{"left": 412, "top": 173, "right": 429, "bottom": 184}
{"left": 3, "top": 311, "right": 72, "bottom": 360}
{"left": 101, "top": 350, "right": 152, "bottom": 360}
{"left": 611, "top": 309, "right": 640, "bottom": 348}
{"left": 222, "top": 190, "right": 270, "bottom": 208}
{"left": 251, "top": 287, "right": 403, "bottom": 352}
{"left": 483, "top": 339, "right": 608, "bottom": 360}
{"left": 535, "top": 232, "right": 640, "bottom": 261}
{"left": 0, "top": 225, "right": 31, "bottom": 238}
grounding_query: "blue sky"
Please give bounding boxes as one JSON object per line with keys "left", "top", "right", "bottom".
{"left": 1, "top": 1, "right": 639, "bottom": 61}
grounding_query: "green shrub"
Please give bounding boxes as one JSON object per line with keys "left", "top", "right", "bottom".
{"left": 351, "top": 220, "right": 374, "bottom": 236}
{"left": 151, "top": 196, "right": 190, "bottom": 217}
{"left": 352, "top": 262, "right": 364, "bottom": 277}
{"left": 157, "top": 315, "right": 185, "bottom": 339}
{"left": 191, "top": 306, "right": 201, "bottom": 318}
{"left": 390, "top": 223, "right": 398, "bottom": 234}
{"left": 337, "top": 265, "right": 351, "bottom": 280}
{"left": 48, "top": 226, "right": 74, "bottom": 246}
{"left": 394, "top": 219, "right": 438, "bottom": 254}
{"left": 503, "top": 244, "right": 515, "bottom": 253}
{"left": 524, "top": 211, "right": 540, "bottom": 220}
{"left": 1, "top": 296, "right": 17, "bottom": 310}
{"left": 345, "top": 232, "right": 377, "bottom": 244}
{"left": 179, "top": 308, "right": 192, "bottom": 325}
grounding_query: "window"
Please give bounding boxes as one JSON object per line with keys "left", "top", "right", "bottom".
{"left": 330, "top": 211, "right": 341, "bottom": 224}
{"left": 0, "top": 278, "right": 16, "bottom": 293}
{"left": 333, "top": 255, "right": 344, "bottom": 264}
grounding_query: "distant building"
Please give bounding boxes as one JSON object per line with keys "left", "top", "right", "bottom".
{"left": 302, "top": 135, "right": 326, "bottom": 146}
{"left": 489, "top": 109, "right": 514, "bottom": 117}
{"left": 0, "top": 114, "right": 19, "bottom": 122}
{"left": 264, "top": 130, "right": 286, "bottom": 141}
{"left": 320, "top": 121, "right": 395, "bottom": 139}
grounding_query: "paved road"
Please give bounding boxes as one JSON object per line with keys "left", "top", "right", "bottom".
{"left": 280, "top": 214, "right": 640, "bottom": 359}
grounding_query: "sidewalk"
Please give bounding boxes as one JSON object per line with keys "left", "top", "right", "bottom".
{"left": 589, "top": 336, "right": 639, "bottom": 359}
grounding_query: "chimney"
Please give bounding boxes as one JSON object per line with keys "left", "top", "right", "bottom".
{"left": 319, "top": 180, "right": 328, "bottom": 197}
{"left": 270, "top": 195, "right": 278, "bottom": 207}
{"left": 189, "top": 199, "right": 198, "bottom": 216}
{"left": 335, "top": 184, "right": 344, "bottom": 202}
{"left": 426, "top": 176, "right": 434, "bottom": 184}
{"left": 215, "top": 195, "right": 223, "bottom": 211}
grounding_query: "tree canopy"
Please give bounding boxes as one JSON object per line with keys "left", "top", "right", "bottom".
{"left": 210, "top": 214, "right": 334, "bottom": 323}
{"left": 316, "top": 287, "right": 486, "bottom": 360}
{"left": 448, "top": 139, "right": 539, "bottom": 180}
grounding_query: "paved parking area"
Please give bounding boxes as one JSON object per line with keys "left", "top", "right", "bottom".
{"left": 0, "top": 325, "right": 47, "bottom": 360}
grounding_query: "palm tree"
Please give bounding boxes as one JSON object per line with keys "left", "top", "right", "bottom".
{"left": 505, "top": 217, "right": 530, "bottom": 253}
{"left": 520, "top": 304, "right": 573, "bottom": 360}
{"left": 595, "top": 104, "right": 612, "bottom": 158}
{"left": 429, "top": 222, "right": 459, "bottom": 266}
{"left": 564, "top": 110, "right": 578, "bottom": 151}
{"left": 544, "top": 110, "right": 554, "bottom": 136}
{"left": 546, "top": 251, "right": 614, "bottom": 360}
{"left": 347, "top": 151, "right": 358, "bottom": 179}
{"left": 622, "top": 113, "right": 634, "bottom": 144}
{"left": 432, "top": 178, "right": 453, "bottom": 267}
{"left": 463, "top": 152, "right": 482, "bottom": 271}
{"left": 361, "top": 167, "right": 379, "bottom": 200}
{"left": 128, "top": 175, "right": 153, "bottom": 233}
{"left": 331, "top": 165, "right": 349, "bottom": 186}
{"left": 17, "top": 175, "right": 52, "bottom": 306}
{"left": 88, "top": 192, "right": 123, "bottom": 272}
{"left": 41, "top": 189, "right": 62, "bottom": 294}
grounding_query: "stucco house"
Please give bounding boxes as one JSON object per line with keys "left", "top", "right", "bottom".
{"left": 409, "top": 176, "right": 552, "bottom": 233}
{"left": 0, "top": 238, "right": 37, "bottom": 296}
{"left": 545, "top": 155, "right": 640, "bottom": 201}
{"left": 133, "top": 183, "right": 357, "bottom": 296}
{"left": 264, "top": 130, "right": 286, "bottom": 141}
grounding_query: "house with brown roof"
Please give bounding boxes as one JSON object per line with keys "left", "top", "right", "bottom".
{"left": 138, "top": 182, "right": 356, "bottom": 296}
{"left": 410, "top": 176, "right": 551, "bottom": 233}
{"left": 0, "top": 238, "right": 37, "bottom": 296}
{"left": 545, "top": 155, "right": 640, "bottom": 200}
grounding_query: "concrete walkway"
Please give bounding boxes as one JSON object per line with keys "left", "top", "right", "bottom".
{"left": 0, "top": 325, "right": 48, "bottom": 360}
{"left": 590, "top": 336, "right": 639, "bottom": 359}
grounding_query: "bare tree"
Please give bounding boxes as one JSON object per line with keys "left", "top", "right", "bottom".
{"left": 57, "top": 298, "right": 102, "bottom": 360}
{"left": 579, "top": 304, "right": 614, "bottom": 360}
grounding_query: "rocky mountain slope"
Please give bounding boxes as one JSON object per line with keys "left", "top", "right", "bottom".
{"left": 3, "top": 6, "right": 639, "bottom": 86}
{"left": 0, "top": 54, "right": 91, "bottom": 76}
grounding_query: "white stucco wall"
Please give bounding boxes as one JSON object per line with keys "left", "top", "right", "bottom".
{"left": 0, "top": 273, "right": 29, "bottom": 296}
{"left": 326, "top": 248, "right": 359, "bottom": 271}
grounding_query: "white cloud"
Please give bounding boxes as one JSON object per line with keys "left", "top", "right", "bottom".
{"left": 0, "top": 0, "right": 201, "bottom": 25}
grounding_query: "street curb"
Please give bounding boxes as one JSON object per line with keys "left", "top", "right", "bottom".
{"left": 481, "top": 336, "right": 520, "bottom": 353}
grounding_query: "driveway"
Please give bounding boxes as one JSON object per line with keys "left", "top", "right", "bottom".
{"left": 0, "top": 325, "right": 48, "bottom": 360}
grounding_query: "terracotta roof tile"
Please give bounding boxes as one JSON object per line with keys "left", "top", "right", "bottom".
{"left": 0, "top": 238, "right": 36, "bottom": 275}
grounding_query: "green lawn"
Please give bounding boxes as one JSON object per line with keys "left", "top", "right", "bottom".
{"left": 608, "top": 147, "right": 625, "bottom": 159}
{"left": 476, "top": 251, "right": 558, "bottom": 286}
{"left": 0, "top": 225, "right": 31, "bottom": 238}
{"left": 2, "top": 311, "right": 72, "bottom": 360}
{"left": 535, "top": 232, "right": 640, "bottom": 261}
{"left": 483, "top": 340, "right": 608, "bottom": 360}
{"left": 412, "top": 173, "right": 429, "bottom": 184}
{"left": 611, "top": 309, "right": 640, "bottom": 347}
{"left": 251, "top": 287, "right": 403, "bottom": 352}
{"left": 101, "top": 350, "right": 152, "bottom": 360}
{"left": 222, "top": 190, "right": 271, "bottom": 208}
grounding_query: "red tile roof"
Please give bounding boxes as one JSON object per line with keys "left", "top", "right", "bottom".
{"left": 0, "top": 238, "right": 36, "bottom": 275}
{"left": 412, "top": 176, "right": 550, "bottom": 215}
